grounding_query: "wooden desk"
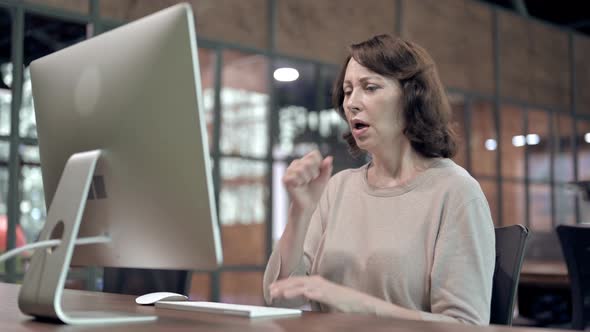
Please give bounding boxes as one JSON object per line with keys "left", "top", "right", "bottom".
{"left": 520, "top": 260, "right": 569, "bottom": 288}
{"left": 0, "top": 282, "right": 569, "bottom": 332}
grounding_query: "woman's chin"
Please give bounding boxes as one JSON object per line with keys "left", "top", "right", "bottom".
{"left": 355, "top": 140, "right": 375, "bottom": 153}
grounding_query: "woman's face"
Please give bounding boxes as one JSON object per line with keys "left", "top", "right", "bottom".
{"left": 342, "top": 58, "right": 404, "bottom": 153}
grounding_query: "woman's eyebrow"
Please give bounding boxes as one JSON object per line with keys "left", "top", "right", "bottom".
{"left": 359, "top": 76, "right": 383, "bottom": 83}
{"left": 343, "top": 76, "right": 383, "bottom": 86}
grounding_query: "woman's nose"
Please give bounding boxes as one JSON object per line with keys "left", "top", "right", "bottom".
{"left": 345, "top": 91, "right": 361, "bottom": 114}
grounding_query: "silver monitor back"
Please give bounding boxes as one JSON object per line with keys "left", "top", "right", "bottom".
{"left": 30, "top": 3, "right": 222, "bottom": 270}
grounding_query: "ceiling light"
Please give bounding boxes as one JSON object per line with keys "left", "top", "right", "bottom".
{"left": 526, "top": 134, "right": 540, "bottom": 145}
{"left": 273, "top": 67, "right": 299, "bottom": 82}
{"left": 484, "top": 139, "right": 497, "bottom": 151}
{"left": 512, "top": 135, "right": 526, "bottom": 147}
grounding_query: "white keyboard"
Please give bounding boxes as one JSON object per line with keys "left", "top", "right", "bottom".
{"left": 155, "top": 301, "right": 302, "bottom": 319}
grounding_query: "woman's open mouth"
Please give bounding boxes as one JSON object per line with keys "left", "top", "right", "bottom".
{"left": 351, "top": 119, "right": 370, "bottom": 137}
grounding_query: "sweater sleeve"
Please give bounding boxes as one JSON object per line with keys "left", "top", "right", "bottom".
{"left": 262, "top": 186, "right": 329, "bottom": 307}
{"left": 420, "top": 197, "right": 496, "bottom": 325}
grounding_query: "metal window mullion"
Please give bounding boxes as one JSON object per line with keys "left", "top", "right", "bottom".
{"left": 524, "top": 109, "right": 530, "bottom": 228}
{"left": 314, "top": 66, "right": 323, "bottom": 111}
{"left": 19, "top": 136, "right": 36, "bottom": 145}
{"left": 569, "top": 32, "right": 580, "bottom": 224}
{"left": 549, "top": 110, "right": 556, "bottom": 228}
{"left": 20, "top": 1, "right": 90, "bottom": 24}
{"left": 5, "top": 4, "right": 24, "bottom": 283}
{"left": 265, "top": 0, "right": 277, "bottom": 262}
{"left": 492, "top": 8, "right": 503, "bottom": 226}
{"left": 89, "top": 0, "right": 102, "bottom": 36}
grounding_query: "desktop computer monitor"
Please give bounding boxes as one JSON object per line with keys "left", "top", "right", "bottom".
{"left": 18, "top": 3, "right": 222, "bottom": 324}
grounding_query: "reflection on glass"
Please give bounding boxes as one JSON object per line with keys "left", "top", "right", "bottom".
{"left": 19, "top": 166, "right": 46, "bottom": 243}
{"left": 527, "top": 110, "right": 550, "bottom": 182}
{"left": 500, "top": 105, "right": 525, "bottom": 178}
{"left": 220, "top": 158, "right": 267, "bottom": 225}
{"left": 274, "top": 59, "right": 319, "bottom": 159}
{"left": 220, "top": 89, "right": 268, "bottom": 157}
{"left": 576, "top": 120, "right": 590, "bottom": 180}
{"left": 553, "top": 114, "right": 574, "bottom": 182}
{"left": 502, "top": 181, "right": 525, "bottom": 226}
{"left": 198, "top": 48, "right": 216, "bottom": 151}
{"left": 0, "top": 167, "right": 7, "bottom": 220}
{"left": 0, "top": 84, "right": 10, "bottom": 136}
{"left": 448, "top": 93, "right": 466, "bottom": 168}
{"left": 19, "top": 145, "right": 44, "bottom": 245}
{"left": 555, "top": 185, "right": 575, "bottom": 225}
{"left": 275, "top": 106, "right": 349, "bottom": 159}
{"left": 273, "top": 60, "right": 352, "bottom": 175}
{"left": 19, "top": 69, "right": 37, "bottom": 138}
{"left": 221, "top": 51, "right": 269, "bottom": 158}
{"left": 220, "top": 271, "right": 264, "bottom": 305}
{"left": 275, "top": 60, "right": 315, "bottom": 111}
{"left": 22, "top": 14, "right": 87, "bottom": 138}
{"left": 270, "top": 67, "right": 360, "bottom": 245}
{"left": 529, "top": 184, "right": 551, "bottom": 231}
{"left": 0, "top": 167, "right": 11, "bottom": 268}
{"left": 219, "top": 158, "right": 267, "bottom": 265}
{"left": 318, "top": 67, "right": 359, "bottom": 173}
{"left": 1, "top": 8, "right": 11, "bottom": 136}
{"left": 272, "top": 160, "right": 288, "bottom": 245}
{"left": 0, "top": 141, "right": 8, "bottom": 161}
{"left": 470, "top": 101, "right": 497, "bottom": 177}
{"left": 478, "top": 179, "right": 498, "bottom": 226}
{"left": 18, "top": 145, "right": 43, "bottom": 245}
{"left": 19, "top": 144, "right": 40, "bottom": 164}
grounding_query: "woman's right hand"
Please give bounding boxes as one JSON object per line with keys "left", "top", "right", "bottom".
{"left": 282, "top": 150, "right": 333, "bottom": 213}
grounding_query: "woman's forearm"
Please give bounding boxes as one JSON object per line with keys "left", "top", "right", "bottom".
{"left": 353, "top": 289, "right": 422, "bottom": 320}
{"left": 277, "top": 204, "right": 314, "bottom": 279}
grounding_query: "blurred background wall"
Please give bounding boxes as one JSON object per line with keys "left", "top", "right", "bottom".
{"left": 0, "top": 0, "right": 588, "bottom": 310}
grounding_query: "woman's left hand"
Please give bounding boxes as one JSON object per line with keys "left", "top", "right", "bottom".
{"left": 269, "top": 276, "right": 372, "bottom": 313}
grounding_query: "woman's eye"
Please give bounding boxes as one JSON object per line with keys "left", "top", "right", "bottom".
{"left": 366, "top": 85, "right": 378, "bottom": 92}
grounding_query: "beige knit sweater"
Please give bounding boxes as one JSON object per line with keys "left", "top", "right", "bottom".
{"left": 263, "top": 159, "right": 495, "bottom": 325}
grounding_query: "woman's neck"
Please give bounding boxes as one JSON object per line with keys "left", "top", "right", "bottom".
{"left": 367, "top": 139, "right": 436, "bottom": 188}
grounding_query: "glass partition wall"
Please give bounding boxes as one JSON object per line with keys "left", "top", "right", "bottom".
{"left": 0, "top": 0, "right": 585, "bottom": 302}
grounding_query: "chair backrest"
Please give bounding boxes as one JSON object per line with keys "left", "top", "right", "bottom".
{"left": 490, "top": 225, "right": 529, "bottom": 325}
{"left": 556, "top": 224, "right": 590, "bottom": 330}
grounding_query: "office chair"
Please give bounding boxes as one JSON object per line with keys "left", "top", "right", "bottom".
{"left": 102, "top": 267, "right": 191, "bottom": 296}
{"left": 490, "top": 224, "right": 529, "bottom": 325}
{"left": 556, "top": 224, "right": 590, "bottom": 330}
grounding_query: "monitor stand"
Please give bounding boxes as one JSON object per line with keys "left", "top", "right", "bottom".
{"left": 17, "top": 150, "right": 157, "bottom": 325}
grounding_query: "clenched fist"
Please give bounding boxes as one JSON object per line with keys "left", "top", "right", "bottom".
{"left": 282, "top": 150, "right": 333, "bottom": 212}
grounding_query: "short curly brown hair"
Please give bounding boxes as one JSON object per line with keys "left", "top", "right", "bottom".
{"left": 332, "top": 34, "right": 457, "bottom": 159}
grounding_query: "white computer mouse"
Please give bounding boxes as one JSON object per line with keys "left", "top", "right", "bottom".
{"left": 135, "top": 292, "right": 189, "bottom": 305}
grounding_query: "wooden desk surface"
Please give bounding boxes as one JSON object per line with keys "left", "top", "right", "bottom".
{"left": 520, "top": 260, "right": 569, "bottom": 288}
{"left": 0, "top": 282, "right": 570, "bottom": 332}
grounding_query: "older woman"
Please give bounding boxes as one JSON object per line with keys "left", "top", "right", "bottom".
{"left": 263, "top": 34, "right": 495, "bottom": 325}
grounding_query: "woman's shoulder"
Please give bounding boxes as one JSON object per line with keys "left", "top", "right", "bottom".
{"left": 430, "top": 159, "right": 487, "bottom": 202}
{"left": 324, "top": 163, "right": 368, "bottom": 192}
